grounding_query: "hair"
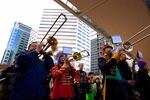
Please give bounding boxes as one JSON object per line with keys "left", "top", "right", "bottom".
{"left": 88, "top": 72, "right": 94, "bottom": 76}
{"left": 57, "top": 52, "right": 67, "bottom": 65}
{"left": 28, "top": 42, "right": 37, "bottom": 50}
{"left": 78, "top": 63, "right": 84, "bottom": 66}
{"left": 95, "top": 77, "right": 100, "bottom": 80}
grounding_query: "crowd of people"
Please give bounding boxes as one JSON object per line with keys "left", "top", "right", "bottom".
{"left": 0, "top": 42, "right": 150, "bottom": 100}
{"left": 98, "top": 44, "right": 150, "bottom": 100}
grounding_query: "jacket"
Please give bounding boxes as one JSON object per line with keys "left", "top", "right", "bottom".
{"left": 10, "top": 51, "right": 54, "bottom": 100}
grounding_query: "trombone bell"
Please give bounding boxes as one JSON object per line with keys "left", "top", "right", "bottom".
{"left": 72, "top": 50, "right": 89, "bottom": 61}
{"left": 47, "top": 36, "right": 58, "bottom": 47}
{"left": 123, "top": 41, "right": 133, "bottom": 52}
{"left": 73, "top": 52, "right": 82, "bottom": 61}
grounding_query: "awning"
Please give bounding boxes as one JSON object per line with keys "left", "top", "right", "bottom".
{"left": 55, "top": 0, "right": 150, "bottom": 64}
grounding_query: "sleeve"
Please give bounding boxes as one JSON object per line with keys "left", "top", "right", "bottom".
{"left": 105, "top": 58, "right": 118, "bottom": 75}
{"left": 74, "top": 73, "right": 80, "bottom": 84}
{"left": 99, "top": 57, "right": 118, "bottom": 75}
{"left": 98, "top": 57, "right": 107, "bottom": 73}
{"left": 69, "top": 66, "right": 76, "bottom": 78}
{"left": 16, "top": 51, "right": 38, "bottom": 67}
{"left": 135, "top": 72, "right": 144, "bottom": 89}
{"left": 51, "top": 65, "right": 67, "bottom": 77}
{"left": 98, "top": 57, "right": 110, "bottom": 75}
{"left": 43, "top": 54, "right": 54, "bottom": 71}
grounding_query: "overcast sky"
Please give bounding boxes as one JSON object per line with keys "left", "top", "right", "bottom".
{"left": 0, "top": 0, "right": 62, "bottom": 61}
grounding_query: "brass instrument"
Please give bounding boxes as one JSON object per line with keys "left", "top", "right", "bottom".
{"left": 40, "top": 13, "right": 67, "bottom": 55}
{"left": 122, "top": 25, "right": 150, "bottom": 52}
{"left": 122, "top": 41, "right": 133, "bottom": 52}
{"left": 69, "top": 50, "right": 90, "bottom": 61}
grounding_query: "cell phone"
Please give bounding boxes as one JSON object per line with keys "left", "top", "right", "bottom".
{"left": 62, "top": 47, "right": 72, "bottom": 55}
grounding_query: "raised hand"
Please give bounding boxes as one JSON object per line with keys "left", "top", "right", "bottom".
{"left": 36, "top": 43, "right": 44, "bottom": 53}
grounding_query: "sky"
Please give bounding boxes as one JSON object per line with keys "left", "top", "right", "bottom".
{"left": 0, "top": 0, "right": 61, "bottom": 61}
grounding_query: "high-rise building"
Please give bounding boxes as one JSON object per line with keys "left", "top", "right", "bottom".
{"left": 1, "top": 22, "right": 32, "bottom": 65}
{"left": 35, "top": 8, "right": 91, "bottom": 72}
{"left": 90, "top": 33, "right": 108, "bottom": 74}
{"left": 28, "top": 29, "right": 38, "bottom": 44}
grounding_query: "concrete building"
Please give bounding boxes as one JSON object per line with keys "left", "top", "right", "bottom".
{"left": 36, "top": 8, "right": 91, "bottom": 72}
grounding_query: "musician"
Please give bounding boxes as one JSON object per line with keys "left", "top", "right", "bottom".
{"left": 98, "top": 44, "right": 129, "bottom": 100}
{"left": 98, "top": 44, "right": 113, "bottom": 74}
{"left": 136, "top": 61, "right": 150, "bottom": 100}
{"left": 118, "top": 52, "right": 135, "bottom": 100}
{"left": 118, "top": 53, "right": 132, "bottom": 80}
{"left": 9, "top": 42, "right": 54, "bottom": 100}
{"left": 74, "top": 63, "right": 87, "bottom": 100}
{"left": 50, "top": 52, "right": 76, "bottom": 100}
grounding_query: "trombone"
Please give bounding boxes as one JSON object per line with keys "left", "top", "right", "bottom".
{"left": 40, "top": 13, "right": 67, "bottom": 55}
{"left": 122, "top": 25, "right": 150, "bottom": 52}
{"left": 113, "top": 25, "right": 150, "bottom": 61}
{"left": 68, "top": 50, "right": 90, "bottom": 61}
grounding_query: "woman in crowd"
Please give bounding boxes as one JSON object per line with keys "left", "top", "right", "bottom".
{"left": 50, "top": 52, "right": 76, "bottom": 100}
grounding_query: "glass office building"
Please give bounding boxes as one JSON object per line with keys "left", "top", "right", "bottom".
{"left": 1, "top": 22, "right": 31, "bottom": 65}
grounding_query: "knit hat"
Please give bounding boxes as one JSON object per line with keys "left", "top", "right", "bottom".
{"left": 137, "top": 61, "right": 147, "bottom": 68}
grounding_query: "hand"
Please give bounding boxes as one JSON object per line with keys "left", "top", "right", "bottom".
{"left": 112, "top": 53, "right": 120, "bottom": 61}
{"left": 36, "top": 43, "right": 43, "bottom": 53}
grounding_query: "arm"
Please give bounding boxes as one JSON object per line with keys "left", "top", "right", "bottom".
{"left": 98, "top": 57, "right": 106, "bottom": 70}
{"left": 68, "top": 66, "right": 76, "bottom": 78}
{"left": 98, "top": 57, "right": 117, "bottom": 75}
{"left": 43, "top": 54, "right": 54, "bottom": 71}
{"left": 16, "top": 51, "right": 39, "bottom": 67}
{"left": 51, "top": 65, "right": 67, "bottom": 77}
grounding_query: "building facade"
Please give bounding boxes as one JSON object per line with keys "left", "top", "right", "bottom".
{"left": 90, "top": 33, "right": 108, "bottom": 74}
{"left": 35, "top": 8, "right": 91, "bottom": 72}
{"left": 1, "top": 22, "right": 31, "bottom": 65}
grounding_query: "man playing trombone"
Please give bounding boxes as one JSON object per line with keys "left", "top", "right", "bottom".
{"left": 9, "top": 42, "right": 54, "bottom": 100}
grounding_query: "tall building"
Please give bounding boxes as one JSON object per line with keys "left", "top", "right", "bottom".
{"left": 35, "top": 8, "right": 91, "bottom": 72}
{"left": 1, "top": 22, "right": 32, "bottom": 65}
{"left": 28, "top": 29, "right": 38, "bottom": 44}
{"left": 90, "top": 33, "right": 108, "bottom": 74}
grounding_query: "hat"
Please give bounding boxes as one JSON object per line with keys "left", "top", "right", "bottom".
{"left": 137, "top": 61, "right": 147, "bottom": 68}
{"left": 101, "top": 43, "right": 113, "bottom": 51}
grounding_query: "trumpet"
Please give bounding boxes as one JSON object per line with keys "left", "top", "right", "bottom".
{"left": 39, "top": 13, "right": 67, "bottom": 55}
{"left": 68, "top": 50, "right": 90, "bottom": 61}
